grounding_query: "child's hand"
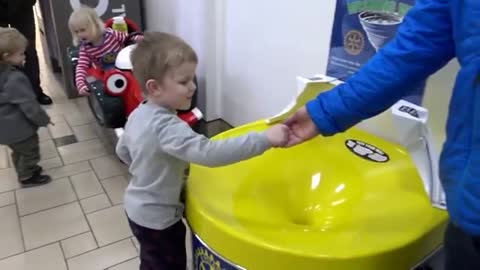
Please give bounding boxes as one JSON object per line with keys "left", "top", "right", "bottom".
{"left": 78, "top": 87, "right": 90, "bottom": 96}
{"left": 265, "top": 124, "right": 290, "bottom": 147}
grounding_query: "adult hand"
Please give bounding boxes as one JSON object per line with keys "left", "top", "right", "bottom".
{"left": 284, "top": 106, "right": 319, "bottom": 147}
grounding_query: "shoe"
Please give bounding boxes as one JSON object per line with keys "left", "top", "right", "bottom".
{"left": 20, "top": 174, "right": 51, "bottom": 188}
{"left": 33, "top": 165, "right": 43, "bottom": 175}
{"left": 37, "top": 93, "right": 53, "bottom": 105}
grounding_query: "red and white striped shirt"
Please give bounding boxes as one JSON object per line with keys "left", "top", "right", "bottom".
{"left": 75, "top": 29, "right": 141, "bottom": 92}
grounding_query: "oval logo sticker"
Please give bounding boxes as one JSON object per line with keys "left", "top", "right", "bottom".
{"left": 345, "top": 139, "right": 389, "bottom": 163}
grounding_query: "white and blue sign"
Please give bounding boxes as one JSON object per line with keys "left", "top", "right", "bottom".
{"left": 326, "top": 0, "right": 425, "bottom": 105}
{"left": 192, "top": 234, "right": 244, "bottom": 270}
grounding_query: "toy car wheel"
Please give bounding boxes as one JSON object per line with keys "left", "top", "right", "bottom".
{"left": 87, "top": 80, "right": 126, "bottom": 128}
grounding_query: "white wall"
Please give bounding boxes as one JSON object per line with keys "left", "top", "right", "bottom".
{"left": 222, "top": 0, "right": 336, "bottom": 126}
{"left": 143, "top": 0, "right": 218, "bottom": 119}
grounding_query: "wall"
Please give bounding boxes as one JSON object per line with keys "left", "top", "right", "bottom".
{"left": 221, "top": 0, "right": 336, "bottom": 126}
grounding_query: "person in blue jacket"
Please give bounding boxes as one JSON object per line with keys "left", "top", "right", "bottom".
{"left": 285, "top": 0, "right": 480, "bottom": 269}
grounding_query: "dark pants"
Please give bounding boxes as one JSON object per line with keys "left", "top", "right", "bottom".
{"left": 8, "top": 134, "right": 40, "bottom": 181}
{"left": 444, "top": 222, "right": 480, "bottom": 270}
{"left": 128, "top": 218, "right": 187, "bottom": 270}
{"left": 0, "top": 7, "right": 42, "bottom": 97}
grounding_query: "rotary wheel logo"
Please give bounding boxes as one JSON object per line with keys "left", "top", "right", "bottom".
{"left": 344, "top": 30, "right": 364, "bottom": 55}
{"left": 195, "top": 248, "right": 223, "bottom": 270}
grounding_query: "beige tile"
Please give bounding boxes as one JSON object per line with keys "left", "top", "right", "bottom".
{"left": 67, "top": 239, "right": 137, "bottom": 270}
{"left": 58, "top": 139, "right": 108, "bottom": 164}
{"left": 87, "top": 205, "right": 132, "bottom": 247}
{"left": 21, "top": 202, "right": 90, "bottom": 250}
{"left": 71, "top": 171, "right": 104, "bottom": 199}
{"left": 131, "top": 237, "right": 140, "bottom": 251}
{"left": 0, "top": 205, "right": 24, "bottom": 260}
{"left": 0, "top": 243, "right": 67, "bottom": 270}
{"left": 108, "top": 257, "right": 140, "bottom": 270}
{"left": 102, "top": 176, "right": 128, "bottom": 205}
{"left": 91, "top": 155, "right": 128, "bottom": 180}
{"left": 72, "top": 124, "right": 98, "bottom": 141}
{"left": 38, "top": 127, "right": 52, "bottom": 142}
{"left": 48, "top": 115, "right": 74, "bottom": 139}
{"left": 0, "top": 145, "right": 9, "bottom": 169}
{"left": 0, "top": 168, "right": 19, "bottom": 193}
{"left": 38, "top": 157, "right": 63, "bottom": 170}
{"left": 61, "top": 232, "right": 98, "bottom": 259}
{"left": 44, "top": 161, "right": 91, "bottom": 180}
{"left": 64, "top": 111, "right": 95, "bottom": 127}
{"left": 0, "top": 191, "right": 14, "bottom": 207}
{"left": 16, "top": 178, "right": 77, "bottom": 216}
{"left": 80, "top": 193, "right": 111, "bottom": 214}
{"left": 40, "top": 139, "right": 58, "bottom": 160}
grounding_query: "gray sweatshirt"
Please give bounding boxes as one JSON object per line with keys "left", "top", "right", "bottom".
{"left": 116, "top": 101, "right": 271, "bottom": 230}
{"left": 0, "top": 65, "right": 50, "bottom": 145}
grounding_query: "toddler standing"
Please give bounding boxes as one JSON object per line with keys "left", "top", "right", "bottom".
{"left": 116, "top": 32, "right": 290, "bottom": 270}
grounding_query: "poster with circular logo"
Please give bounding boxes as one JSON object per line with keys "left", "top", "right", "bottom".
{"left": 192, "top": 234, "right": 245, "bottom": 270}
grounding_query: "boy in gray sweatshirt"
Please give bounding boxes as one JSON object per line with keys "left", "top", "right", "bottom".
{"left": 116, "top": 32, "right": 289, "bottom": 270}
{"left": 0, "top": 27, "right": 51, "bottom": 187}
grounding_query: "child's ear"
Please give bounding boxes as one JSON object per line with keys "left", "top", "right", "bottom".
{"left": 145, "top": 79, "right": 162, "bottom": 96}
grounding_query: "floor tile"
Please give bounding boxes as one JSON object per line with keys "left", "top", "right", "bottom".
{"left": 38, "top": 157, "right": 63, "bottom": 170}
{"left": 131, "top": 237, "right": 139, "bottom": 251}
{"left": 0, "top": 168, "right": 19, "bottom": 193}
{"left": 16, "top": 178, "right": 77, "bottom": 216}
{"left": 44, "top": 161, "right": 91, "bottom": 180}
{"left": 61, "top": 232, "right": 98, "bottom": 259}
{"left": 0, "top": 205, "right": 24, "bottom": 260}
{"left": 38, "top": 127, "right": 52, "bottom": 142}
{"left": 70, "top": 171, "right": 104, "bottom": 199}
{"left": 57, "top": 139, "right": 108, "bottom": 164}
{"left": 0, "top": 191, "right": 14, "bottom": 207}
{"left": 80, "top": 193, "right": 111, "bottom": 214}
{"left": 108, "top": 257, "right": 140, "bottom": 270}
{"left": 72, "top": 124, "right": 98, "bottom": 141}
{"left": 91, "top": 155, "right": 128, "bottom": 180}
{"left": 21, "top": 202, "right": 89, "bottom": 250}
{"left": 0, "top": 145, "right": 9, "bottom": 169}
{"left": 40, "top": 140, "right": 58, "bottom": 160}
{"left": 0, "top": 243, "right": 67, "bottom": 270}
{"left": 102, "top": 176, "right": 128, "bottom": 205}
{"left": 48, "top": 115, "right": 74, "bottom": 139}
{"left": 87, "top": 205, "right": 132, "bottom": 247}
{"left": 64, "top": 111, "right": 95, "bottom": 127}
{"left": 53, "top": 135, "right": 78, "bottom": 147}
{"left": 67, "top": 239, "right": 137, "bottom": 270}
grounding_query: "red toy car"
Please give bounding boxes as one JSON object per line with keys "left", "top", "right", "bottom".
{"left": 68, "top": 18, "right": 202, "bottom": 129}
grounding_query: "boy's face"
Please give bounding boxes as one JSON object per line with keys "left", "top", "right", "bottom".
{"left": 3, "top": 48, "right": 26, "bottom": 66}
{"left": 153, "top": 62, "right": 197, "bottom": 111}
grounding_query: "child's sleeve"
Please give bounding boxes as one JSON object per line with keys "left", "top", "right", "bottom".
{"left": 156, "top": 115, "right": 271, "bottom": 167}
{"left": 116, "top": 134, "right": 132, "bottom": 165}
{"left": 75, "top": 46, "right": 91, "bottom": 92}
{"left": 5, "top": 73, "right": 50, "bottom": 127}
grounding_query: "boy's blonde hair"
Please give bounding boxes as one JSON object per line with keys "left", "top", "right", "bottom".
{"left": 0, "top": 27, "right": 28, "bottom": 63}
{"left": 131, "top": 32, "right": 198, "bottom": 96}
{"left": 68, "top": 6, "right": 105, "bottom": 46}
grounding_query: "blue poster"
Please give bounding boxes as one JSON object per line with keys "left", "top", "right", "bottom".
{"left": 326, "top": 0, "right": 425, "bottom": 105}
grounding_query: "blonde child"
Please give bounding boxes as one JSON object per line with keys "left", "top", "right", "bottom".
{"left": 0, "top": 27, "right": 51, "bottom": 187}
{"left": 68, "top": 6, "right": 142, "bottom": 95}
{"left": 116, "top": 32, "right": 290, "bottom": 270}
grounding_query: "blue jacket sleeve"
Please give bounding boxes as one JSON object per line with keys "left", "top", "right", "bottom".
{"left": 307, "top": 0, "right": 455, "bottom": 136}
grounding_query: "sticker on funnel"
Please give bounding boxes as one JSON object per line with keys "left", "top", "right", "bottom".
{"left": 345, "top": 139, "right": 389, "bottom": 163}
{"left": 192, "top": 233, "right": 245, "bottom": 270}
{"left": 326, "top": 0, "right": 426, "bottom": 105}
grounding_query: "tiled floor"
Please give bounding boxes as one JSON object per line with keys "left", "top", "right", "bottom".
{"left": 0, "top": 28, "right": 142, "bottom": 270}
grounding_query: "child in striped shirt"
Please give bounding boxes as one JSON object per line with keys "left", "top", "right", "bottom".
{"left": 68, "top": 6, "right": 142, "bottom": 96}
